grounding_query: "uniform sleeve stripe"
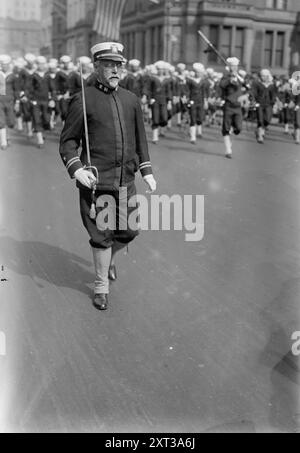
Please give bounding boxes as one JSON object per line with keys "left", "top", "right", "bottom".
{"left": 66, "top": 157, "right": 81, "bottom": 169}
{"left": 140, "top": 164, "right": 152, "bottom": 170}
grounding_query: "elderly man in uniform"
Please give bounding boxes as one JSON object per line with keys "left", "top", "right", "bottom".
{"left": 60, "top": 42, "right": 157, "bottom": 311}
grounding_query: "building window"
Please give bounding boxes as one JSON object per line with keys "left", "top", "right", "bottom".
{"left": 264, "top": 31, "right": 273, "bottom": 66}
{"left": 276, "top": 31, "right": 285, "bottom": 66}
{"left": 220, "top": 26, "right": 231, "bottom": 59}
{"left": 235, "top": 28, "right": 244, "bottom": 63}
{"left": 265, "top": 0, "right": 288, "bottom": 9}
{"left": 208, "top": 25, "right": 219, "bottom": 62}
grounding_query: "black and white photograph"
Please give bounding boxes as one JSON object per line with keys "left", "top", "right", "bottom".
{"left": 0, "top": 0, "right": 300, "bottom": 436}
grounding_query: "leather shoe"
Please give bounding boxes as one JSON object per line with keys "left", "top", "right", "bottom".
{"left": 93, "top": 294, "right": 109, "bottom": 311}
{"left": 108, "top": 264, "right": 117, "bottom": 281}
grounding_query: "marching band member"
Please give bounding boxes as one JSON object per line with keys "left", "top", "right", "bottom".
{"left": 121, "top": 59, "right": 145, "bottom": 100}
{"left": 46, "top": 59, "right": 59, "bottom": 130}
{"left": 19, "top": 53, "right": 36, "bottom": 138}
{"left": 251, "top": 69, "right": 276, "bottom": 144}
{"left": 68, "top": 56, "right": 92, "bottom": 97}
{"left": 148, "top": 61, "right": 172, "bottom": 144}
{"left": 56, "top": 55, "right": 72, "bottom": 125}
{"left": 186, "top": 63, "right": 209, "bottom": 143}
{"left": 29, "top": 56, "right": 54, "bottom": 147}
{"left": 219, "top": 57, "right": 246, "bottom": 158}
{"left": 176, "top": 63, "right": 188, "bottom": 127}
{"left": 0, "top": 55, "right": 15, "bottom": 149}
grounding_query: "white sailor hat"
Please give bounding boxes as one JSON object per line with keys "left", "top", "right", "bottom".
{"left": 60, "top": 55, "right": 71, "bottom": 64}
{"left": 78, "top": 56, "right": 92, "bottom": 65}
{"left": 48, "top": 60, "right": 58, "bottom": 69}
{"left": 154, "top": 60, "right": 166, "bottom": 70}
{"left": 24, "top": 53, "right": 36, "bottom": 63}
{"left": 15, "top": 57, "right": 26, "bottom": 68}
{"left": 91, "top": 42, "right": 125, "bottom": 62}
{"left": 226, "top": 57, "right": 240, "bottom": 66}
{"left": 193, "top": 63, "right": 205, "bottom": 72}
{"left": 177, "top": 63, "right": 186, "bottom": 71}
{"left": 261, "top": 68, "right": 271, "bottom": 77}
{"left": 0, "top": 55, "right": 11, "bottom": 65}
{"left": 129, "top": 59, "right": 141, "bottom": 67}
{"left": 36, "top": 56, "right": 47, "bottom": 64}
{"left": 49, "top": 58, "right": 58, "bottom": 66}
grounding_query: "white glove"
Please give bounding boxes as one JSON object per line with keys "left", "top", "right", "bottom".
{"left": 150, "top": 98, "right": 156, "bottom": 105}
{"left": 74, "top": 168, "right": 97, "bottom": 189}
{"left": 143, "top": 175, "right": 157, "bottom": 194}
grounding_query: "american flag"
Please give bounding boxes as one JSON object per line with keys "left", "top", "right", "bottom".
{"left": 93, "top": 0, "right": 161, "bottom": 40}
{"left": 93, "top": 0, "right": 127, "bottom": 41}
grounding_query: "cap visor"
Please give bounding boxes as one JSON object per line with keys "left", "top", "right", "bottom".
{"left": 96, "top": 54, "right": 125, "bottom": 62}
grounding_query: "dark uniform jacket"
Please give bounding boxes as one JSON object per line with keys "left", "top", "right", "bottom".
{"left": 219, "top": 75, "right": 244, "bottom": 108}
{"left": 55, "top": 70, "right": 69, "bottom": 95}
{"left": 251, "top": 81, "right": 276, "bottom": 107}
{"left": 59, "top": 80, "right": 153, "bottom": 191}
{"left": 148, "top": 76, "right": 172, "bottom": 104}
{"left": 29, "top": 72, "right": 53, "bottom": 102}
{"left": 121, "top": 73, "right": 144, "bottom": 98}
{"left": 186, "top": 77, "right": 210, "bottom": 105}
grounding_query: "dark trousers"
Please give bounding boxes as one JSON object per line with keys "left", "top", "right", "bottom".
{"left": 20, "top": 100, "right": 33, "bottom": 122}
{"left": 59, "top": 98, "right": 69, "bottom": 122}
{"left": 222, "top": 105, "right": 243, "bottom": 136}
{"left": 151, "top": 102, "right": 168, "bottom": 129}
{"left": 294, "top": 109, "right": 300, "bottom": 129}
{"left": 189, "top": 103, "right": 205, "bottom": 126}
{"left": 31, "top": 101, "right": 50, "bottom": 132}
{"left": 0, "top": 96, "right": 15, "bottom": 129}
{"left": 79, "top": 182, "right": 139, "bottom": 250}
{"left": 256, "top": 105, "right": 273, "bottom": 128}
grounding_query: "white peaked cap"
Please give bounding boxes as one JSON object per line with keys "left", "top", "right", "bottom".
{"left": 36, "top": 56, "right": 47, "bottom": 64}
{"left": 78, "top": 56, "right": 92, "bottom": 65}
{"left": 24, "top": 53, "right": 36, "bottom": 63}
{"left": 193, "top": 63, "right": 205, "bottom": 72}
{"left": 129, "top": 59, "right": 141, "bottom": 67}
{"left": 226, "top": 57, "right": 240, "bottom": 66}
{"left": 60, "top": 55, "right": 72, "bottom": 64}
{"left": 91, "top": 42, "right": 125, "bottom": 62}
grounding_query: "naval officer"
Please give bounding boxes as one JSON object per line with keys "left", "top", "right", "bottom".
{"left": 59, "top": 42, "right": 157, "bottom": 311}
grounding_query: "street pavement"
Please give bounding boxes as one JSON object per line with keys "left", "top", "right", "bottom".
{"left": 0, "top": 121, "right": 299, "bottom": 433}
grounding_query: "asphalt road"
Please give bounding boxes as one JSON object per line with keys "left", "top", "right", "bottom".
{"left": 0, "top": 121, "right": 299, "bottom": 433}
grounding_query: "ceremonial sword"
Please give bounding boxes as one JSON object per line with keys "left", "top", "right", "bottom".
{"left": 80, "top": 62, "right": 99, "bottom": 219}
